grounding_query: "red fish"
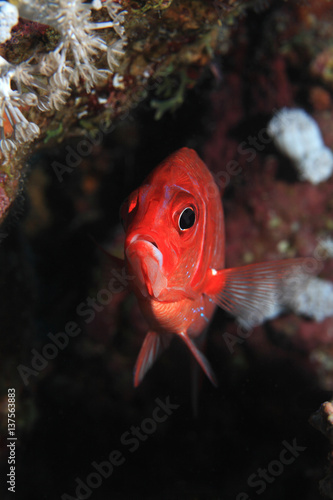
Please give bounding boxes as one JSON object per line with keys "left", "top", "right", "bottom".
{"left": 116, "top": 148, "right": 308, "bottom": 387}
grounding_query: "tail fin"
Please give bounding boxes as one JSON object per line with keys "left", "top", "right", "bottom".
{"left": 206, "top": 258, "right": 313, "bottom": 328}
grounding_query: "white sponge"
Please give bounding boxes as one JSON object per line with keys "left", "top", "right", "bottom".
{"left": 268, "top": 108, "right": 333, "bottom": 184}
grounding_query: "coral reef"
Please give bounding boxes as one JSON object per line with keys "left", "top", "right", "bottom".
{"left": 201, "top": 3, "right": 333, "bottom": 495}
{"left": 1, "top": 1, "right": 333, "bottom": 499}
{"left": 0, "top": 0, "right": 261, "bottom": 225}
{"left": 0, "top": 0, "right": 129, "bottom": 223}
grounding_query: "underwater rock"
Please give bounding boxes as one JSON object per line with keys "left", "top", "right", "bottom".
{"left": 310, "top": 401, "right": 333, "bottom": 499}
{"left": 0, "top": 0, "right": 267, "bottom": 225}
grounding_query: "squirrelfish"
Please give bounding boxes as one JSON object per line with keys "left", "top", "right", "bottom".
{"left": 115, "top": 148, "right": 307, "bottom": 386}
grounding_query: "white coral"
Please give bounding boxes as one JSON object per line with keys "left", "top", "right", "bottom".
{"left": 267, "top": 108, "right": 333, "bottom": 185}
{"left": 0, "top": 57, "right": 40, "bottom": 157}
{"left": 297, "top": 147, "right": 333, "bottom": 184}
{"left": 289, "top": 277, "right": 333, "bottom": 322}
{"left": 16, "top": 0, "right": 127, "bottom": 92}
{"left": 0, "top": 0, "right": 127, "bottom": 156}
{"left": 0, "top": 2, "right": 18, "bottom": 43}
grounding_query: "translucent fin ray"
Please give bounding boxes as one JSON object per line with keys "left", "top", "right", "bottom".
{"left": 207, "top": 258, "right": 313, "bottom": 328}
{"left": 134, "top": 331, "right": 171, "bottom": 387}
{"left": 178, "top": 332, "right": 217, "bottom": 387}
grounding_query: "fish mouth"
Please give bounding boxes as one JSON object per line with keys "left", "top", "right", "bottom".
{"left": 126, "top": 235, "right": 168, "bottom": 299}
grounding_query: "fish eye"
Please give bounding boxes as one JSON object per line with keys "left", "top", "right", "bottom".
{"left": 178, "top": 207, "right": 196, "bottom": 231}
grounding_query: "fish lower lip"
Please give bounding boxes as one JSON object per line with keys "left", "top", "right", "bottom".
{"left": 126, "top": 239, "right": 167, "bottom": 299}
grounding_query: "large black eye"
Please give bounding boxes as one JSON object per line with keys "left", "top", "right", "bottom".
{"left": 179, "top": 207, "right": 196, "bottom": 231}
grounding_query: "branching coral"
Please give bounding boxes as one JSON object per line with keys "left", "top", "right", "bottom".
{"left": 17, "top": 0, "right": 127, "bottom": 91}
{"left": 0, "top": 56, "right": 41, "bottom": 155}
{"left": 0, "top": 0, "right": 127, "bottom": 159}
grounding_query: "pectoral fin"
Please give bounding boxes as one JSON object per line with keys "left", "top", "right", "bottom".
{"left": 205, "top": 258, "right": 312, "bottom": 328}
{"left": 134, "top": 331, "right": 171, "bottom": 387}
